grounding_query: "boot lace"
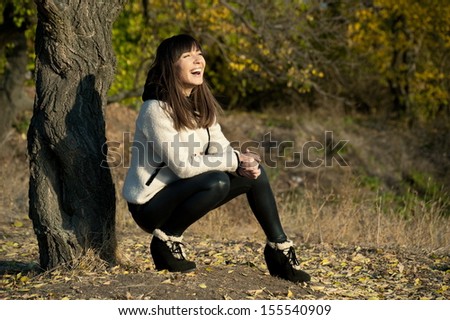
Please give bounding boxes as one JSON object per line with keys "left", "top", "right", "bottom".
{"left": 283, "top": 246, "right": 301, "bottom": 270}
{"left": 169, "top": 241, "right": 186, "bottom": 260}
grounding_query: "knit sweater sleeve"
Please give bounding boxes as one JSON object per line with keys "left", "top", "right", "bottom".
{"left": 138, "top": 101, "right": 239, "bottom": 179}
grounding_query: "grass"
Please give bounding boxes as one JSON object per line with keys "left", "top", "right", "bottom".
{"left": 1, "top": 104, "right": 449, "bottom": 300}
{"left": 192, "top": 105, "right": 450, "bottom": 252}
{"left": 112, "top": 104, "right": 449, "bottom": 254}
{"left": 187, "top": 171, "right": 449, "bottom": 253}
{"left": 2, "top": 103, "right": 449, "bottom": 263}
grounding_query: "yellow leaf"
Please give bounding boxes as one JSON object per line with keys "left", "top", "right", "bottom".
{"left": 436, "top": 285, "right": 448, "bottom": 294}
{"left": 358, "top": 276, "right": 370, "bottom": 283}
{"left": 353, "top": 265, "right": 363, "bottom": 273}
{"left": 199, "top": 283, "right": 207, "bottom": 289}
{"left": 247, "top": 288, "right": 264, "bottom": 296}
{"left": 13, "top": 221, "right": 24, "bottom": 228}
{"left": 20, "top": 276, "right": 30, "bottom": 283}
{"left": 310, "top": 285, "right": 325, "bottom": 291}
{"left": 287, "top": 289, "right": 294, "bottom": 298}
{"left": 321, "top": 258, "right": 332, "bottom": 266}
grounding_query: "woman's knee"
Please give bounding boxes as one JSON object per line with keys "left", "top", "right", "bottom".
{"left": 202, "top": 171, "right": 230, "bottom": 194}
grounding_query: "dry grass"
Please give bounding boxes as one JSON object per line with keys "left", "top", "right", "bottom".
{"left": 2, "top": 105, "right": 449, "bottom": 301}
{"left": 180, "top": 106, "right": 450, "bottom": 254}
{"left": 109, "top": 104, "right": 450, "bottom": 254}
{"left": 184, "top": 169, "right": 449, "bottom": 253}
{"left": 2, "top": 104, "right": 448, "bottom": 259}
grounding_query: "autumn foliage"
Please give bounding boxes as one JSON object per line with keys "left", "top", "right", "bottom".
{"left": 2, "top": 0, "right": 449, "bottom": 121}
{"left": 108, "top": 0, "right": 450, "bottom": 122}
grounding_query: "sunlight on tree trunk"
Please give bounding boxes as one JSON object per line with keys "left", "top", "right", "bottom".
{"left": 27, "top": 0, "right": 126, "bottom": 270}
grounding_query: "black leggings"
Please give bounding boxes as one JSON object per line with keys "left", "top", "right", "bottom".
{"left": 128, "top": 167, "right": 287, "bottom": 243}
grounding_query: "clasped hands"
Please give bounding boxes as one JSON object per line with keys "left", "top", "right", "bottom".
{"left": 237, "top": 149, "right": 261, "bottom": 179}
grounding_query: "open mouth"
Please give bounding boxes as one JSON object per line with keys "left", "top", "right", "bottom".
{"left": 191, "top": 68, "right": 202, "bottom": 76}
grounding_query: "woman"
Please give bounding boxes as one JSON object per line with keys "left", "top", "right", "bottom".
{"left": 122, "top": 34, "right": 310, "bottom": 283}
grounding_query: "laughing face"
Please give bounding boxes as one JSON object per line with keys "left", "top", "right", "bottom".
{"left": 175, "top": 47, "right": 205, "bottom": 96}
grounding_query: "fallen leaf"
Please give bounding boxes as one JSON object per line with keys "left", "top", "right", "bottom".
{"left": 310, "top": 285, "right": 325, "bottom": 291}
{"left": 287, "top": 289, "right": 294, "bottom": 298}
{"left": 13, "top": 221, "right": 23, "bottom": 228}
{"left": 247, "top": 288, "right": 264, "bottom": 296}
{"left": 353, "top": 265, "right": 363, "bottom": 273}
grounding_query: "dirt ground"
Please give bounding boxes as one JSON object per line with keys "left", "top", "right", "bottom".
{"left": 1, "top": 104, "right": 449, "bottom": 300}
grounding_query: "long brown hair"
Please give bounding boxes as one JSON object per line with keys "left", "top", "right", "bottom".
{"left": 142, "top": 34, "right": 222, "bottom": 130}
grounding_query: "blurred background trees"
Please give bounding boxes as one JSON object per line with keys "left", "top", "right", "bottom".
{"left": 0, "top": 0, "right": 34, "bottom": 147}
{"left": 1, "top": 0, "right": 449, "bottom": 133}
{"left": 108, "top": 0, "right": 450, "bottom": 122}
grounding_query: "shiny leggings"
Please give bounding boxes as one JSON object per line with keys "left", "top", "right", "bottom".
{"left": 128, "top": 167, "right": 287, "bottom": 243}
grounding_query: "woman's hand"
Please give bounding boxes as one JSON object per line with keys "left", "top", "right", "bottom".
{"left": 237, "top": 149, "right": 261, "bottom": 179}
{"left": 239, "top": 149, "right": 261, "bottom": 167}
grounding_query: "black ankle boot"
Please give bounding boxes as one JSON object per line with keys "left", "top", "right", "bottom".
{"left": 264, "top": 240, "right": 311, "bottom": 283}
{"left": 150, "top": 229, "right": 196, "bottom": 272}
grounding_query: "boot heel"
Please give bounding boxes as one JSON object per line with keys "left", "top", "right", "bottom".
{"left": 150, "top": 229, "right": 196, "bottom": 273}
{"left": 264, "top": 240, "right": 310, "bottom": 283}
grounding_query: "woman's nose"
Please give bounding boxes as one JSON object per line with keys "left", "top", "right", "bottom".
{"left": 193, "top": 54, "right": 203, "bottom": 63}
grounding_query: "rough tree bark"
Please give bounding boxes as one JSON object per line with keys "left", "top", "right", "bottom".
{"left": 27, "top": 0, "right": 126, "bottom": 269}
{"left": 0, "top": 2, "right": 34, "bottom": 148}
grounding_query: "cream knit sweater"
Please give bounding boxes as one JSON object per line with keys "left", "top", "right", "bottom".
{"left": 122, "top": 100, "right": 239, "bottom": 204}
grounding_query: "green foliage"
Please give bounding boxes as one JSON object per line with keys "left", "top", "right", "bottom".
{"left": 110, "top": 0, "right": 325, "bottom": 107}
{"left": 0, "top": 0, "right": 35, "bottom": 26}
{"left": 2, "top": 0, "right": 450, "bottom": 120}
{"left": 12, "top": 112, "right": 31, "bottom": 134}
{"left": 110, "top": 0, "right": 183, "bottom": 98}
{"left": 0, "top": 0, "right": 36, "bottom": 77}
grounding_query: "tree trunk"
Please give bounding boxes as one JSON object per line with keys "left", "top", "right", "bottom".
{"left": 28, "top": 0, "right": 125, "bottom": 269}
{"left": 0, "top": 2, "right": 34, "bottom": 149}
